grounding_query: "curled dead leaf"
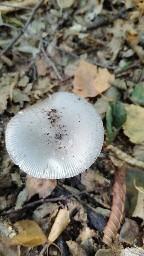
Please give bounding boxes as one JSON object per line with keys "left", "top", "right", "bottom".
{"left": 103, "top": 165, "right": 126, "bottom": 246}
{"left": 48, "top": 208, "right": 70, "bottom": 244}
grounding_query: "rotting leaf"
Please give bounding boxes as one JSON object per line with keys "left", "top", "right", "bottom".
{"left": 119, "top": 218, "right": 139, "bottom": 244}
{"left": 0, "top": 234, "right": 17, "bottom": 256}
{"left": 26, "top": 175, "right": 57, "bottom": 199}
{"left": 73, "top": 59, "right": 114, "bottom": 97}
{"left": 8, "top": 220, "right": 47, "bottom": 247}
{"left": 106, "top": 101, "right": 127, "bottom": 144}
{"left": 122, "top": 104, "right": 144, "bottom": 144}
{"left": 66, "top": 240, "right": 88, "bottom": 256}
{"left": 95, "top": 249, "right": 121, "bottom": 256}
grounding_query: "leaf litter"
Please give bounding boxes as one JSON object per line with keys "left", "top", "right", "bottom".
{"left": 0, "top": 0, "right": 144, "bottom": 255}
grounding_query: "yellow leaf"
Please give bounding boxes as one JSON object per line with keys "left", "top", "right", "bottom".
{"left": 73, "top": 59, "right": 114, "bottom": 97}
{"left": 8, "top": 220, "right": 47, "bottom": 247}
{"left": 122, "top": 104, "right": 144, "bottom": 145}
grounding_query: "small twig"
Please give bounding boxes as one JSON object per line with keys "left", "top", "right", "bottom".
{"left": 0, "top": 190, "right": 89, "bottom": 217}
{"left": 87, "top": 7, "right": 132, "bottom": 30}
{"left": 2, "top": 22, "right": 113, "bottom": 70}
{"left": 10, "top": 72, "right": 20, "bottom": 101}
{"left": 39, "top": 244, "right": 47, "bottom": 256}
{"left": 114, "top": 63, "right": 141, "bottom": 76}
{"left": 41, "top": 47, "right": 63, "bottom": 81}
{"left": 0, "top": 0, "right": 44, "bottom": 57}
{"left": 2, "top": 22, "right": 78, "bottom": 58}
{"left": 17, "top": 245, "right": 21, "bottom": 256}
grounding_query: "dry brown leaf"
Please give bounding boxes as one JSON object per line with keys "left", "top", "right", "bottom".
{"left": 26, "top": 175, "right": 57, "bottom": 199}
{"left": 35, "top": 56, "right": 49, "bottom": 76}
{"left": 73, "top": 59, "right": 114, "bottom": 97}
{"left": 33, "top": 202, "right": 58, "bottom": 221}
{"left": 48, "top": 208, "right": 70, "bottom": 244}
{"left": 81, "top": 169, "right": 110, "bottom": 191}
{"left": 122, "top": 104, "right": 144, "bottom": 145}
{"left": 119, "top": 218, "right": 139, "bottom": 244}
{"left": 7, "top": 209, "right": 70, "bottom": 248}
{"left": 66, "top": 240, "right": 88, "bottom": 256}
{"left": 0, "top": 234, "right": 17, "bottom": 256}
{"left": 8, "top": 220, "right": 47, "bottom": 247}
{"left": 125, "top": 30, "right": 138, "bottom": 45}
{"left": 77, "top": 226, "right": 96, "bottom": 243}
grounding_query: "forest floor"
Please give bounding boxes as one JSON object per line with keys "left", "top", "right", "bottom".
{"left": 0, "top": 0, "right": 144, "bottom": 255}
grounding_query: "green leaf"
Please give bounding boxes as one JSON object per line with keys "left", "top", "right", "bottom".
{"left": 110, "top": 101, "right": 127, "bottom": 128}
{"left": 131, "top": 84, "right": 144, "bottom": 106}
{"left": 106, "top": 101, "right": 127, "bottom": 144}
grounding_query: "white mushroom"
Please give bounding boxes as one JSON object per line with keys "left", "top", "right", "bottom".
{"left": 5, "top": 92, "right": 104, "bottom": 179}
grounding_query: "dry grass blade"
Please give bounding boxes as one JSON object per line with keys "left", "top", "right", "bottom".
{"left": 103, "top": 164, "right": 126, "bottom": 246}
{"left": 107, "top": 145, "right": 144, "bottom": 170}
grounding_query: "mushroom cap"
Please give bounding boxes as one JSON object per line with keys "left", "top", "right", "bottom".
{"left": 5, "top": 92, "right": 104, "bottom": 179}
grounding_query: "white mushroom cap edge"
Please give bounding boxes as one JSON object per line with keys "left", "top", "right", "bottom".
{"left": 5, "top": 92, "right": 104, "bottom": 179}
